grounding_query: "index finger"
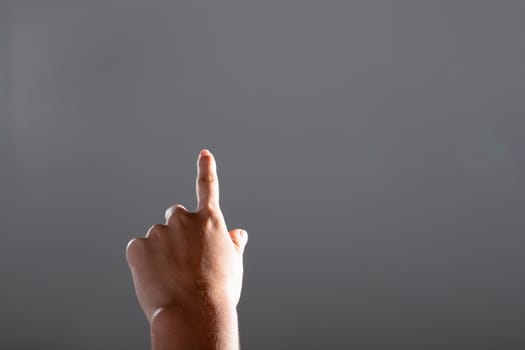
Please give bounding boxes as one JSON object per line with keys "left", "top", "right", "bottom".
{"left": 196, "top": 149, "right": 220, "bottom": 211}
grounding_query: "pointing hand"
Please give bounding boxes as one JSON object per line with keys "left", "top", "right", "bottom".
{"left": 125, "top": 149, "right": 248, "bottom": 327}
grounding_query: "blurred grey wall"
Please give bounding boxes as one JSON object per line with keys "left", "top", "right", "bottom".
{"left": 1, "top": 3, "right": 17, "bottom": 345}
{"left": 3, "top": 1, "right": 525, "bottom": 349}
{"left": 0, "top": 1, "right": 12, "bottom": 205}
{"left": 0, "top": 0, "right": 13, "bottom": 205}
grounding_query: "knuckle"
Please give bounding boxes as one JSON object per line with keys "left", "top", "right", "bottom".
{"left": 199, "top": 209, "right": 222, "bottom": 228}
{"left": 151, "top": 223, "right": 167, "bottom": 231}
{"left": 126, "top": 237, "right": 147, "bottom": 259}
{"left": 202, "top": 204, "right": 221, "bottom": 217}
{"left": 146, "top": 224, "right": 167, "bottom": 238}
{"left": 166, "top": 205, "right": 191, "bottom": 225}
{"left": 198, "top": 174, "right": 215, "bottom": 184}
{"left": 174, "top": 204, "right": 188, "bottom": 214}
{"left": 165, "top": 204, "right": 185, "bottom": 219}
{"left": 203, "top": 206, "right": 216, "bottom": 215}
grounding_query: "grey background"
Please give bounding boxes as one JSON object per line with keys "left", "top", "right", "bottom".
{"left": 2, "top": 1, "right": 524, "bottom": 349}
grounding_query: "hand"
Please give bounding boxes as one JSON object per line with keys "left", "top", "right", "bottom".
{"left": 125, "top": 149, "right": 248, "bottom": 326}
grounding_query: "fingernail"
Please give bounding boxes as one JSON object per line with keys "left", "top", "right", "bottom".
{"left": 199, "top": 149, "right": 212, "bottom": 158}
{"left": 240, "top": 230, "right": 247, "bottom": 239}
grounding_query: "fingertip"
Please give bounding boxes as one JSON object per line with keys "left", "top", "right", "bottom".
{"left": 240, "top": 229, "right": 248, "bottom": 242}
{"left": 229, "top": 229, "right": 248, "bottom": 252}
{"left": 199, "top": 149, "right": 212, "bottom": 159}
{"left": 239, "top": 230, "right": 248, "bottom": 253}
{"left": 237, "top": 229, "right": 248, "bottom": 249}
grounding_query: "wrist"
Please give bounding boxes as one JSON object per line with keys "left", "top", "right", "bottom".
{"left": 150, "top": 302, "right": 239, "bottom": 350}
{"left": 150, "top": 301, "right": 237, "bottom": 336}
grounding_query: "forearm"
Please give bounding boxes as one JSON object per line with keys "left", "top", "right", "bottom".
{"left": 150, "top": 303, "right": 240, "bottom": 350}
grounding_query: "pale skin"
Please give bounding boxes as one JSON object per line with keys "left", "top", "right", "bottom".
{"left": 125, "top": 149, "right": 248, "bottom": 350}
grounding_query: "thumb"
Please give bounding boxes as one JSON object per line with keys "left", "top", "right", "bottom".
{"left": 229, "top": 229, "right": 248, "bottom": 254}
